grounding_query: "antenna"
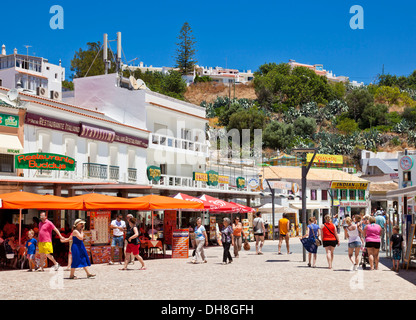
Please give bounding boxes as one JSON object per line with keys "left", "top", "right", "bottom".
{"left": 129, "top": 76, "right": 139, "bottom": 90}
{"left": 103, "top": 33, "right": 108, "bottom": 74}
{"left": 116, "top": 32, "right": 122, "bottom": 72}
{"left": 7, "top": 88, "right": 18, "bottom": 102}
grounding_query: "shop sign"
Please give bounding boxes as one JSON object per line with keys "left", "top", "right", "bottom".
{"left": 207, "top": 170, "right": 219, "bottom": 186}
{"left": 218, "top": 175, "right": 229, "bottom": 184}
{"left": 236, "top": 176, "right": 246, "bottom": 189}
{"left": 400, "top": 156, "right": 413, "bottom": 171}
{"left": 0, "top": 113, "right": 19, "bottom": 128}
{"left": 330, "top": 181, "right": 369, "bottom": 190}
{"left": 147, "top": 165, "right": 161, "bottom": 182}
{"left": 248, "top": 178, "right": 259, "bottom": 191}
{"left": 339, "top": 201, "right": 368, "bottom": 207}
{"left": 15, "top": 153, "right": 76, "bottom": 171}
{"left": 307, "top": 153, "right": 343, "bottom": 164}
{"left": 193, "top": 172, "right": 208, "bottom": 182}
{"left": 79, "top": 123, "right": 115, "bottom": 143}
{"left": 268, "top": 180, "right": 292, "bottom": 190}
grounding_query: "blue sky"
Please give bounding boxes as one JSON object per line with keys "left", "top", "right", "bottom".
{"left": 1, "top": 0, "right": 415, "bottom": 84}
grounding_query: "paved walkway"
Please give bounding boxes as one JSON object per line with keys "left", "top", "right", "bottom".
{"left": 1, "top": 239, "right": 416, "bottom": 300}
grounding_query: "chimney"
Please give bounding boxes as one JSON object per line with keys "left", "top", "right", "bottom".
{"left": 1, "top": 44, "right": 5, "bottom": 55}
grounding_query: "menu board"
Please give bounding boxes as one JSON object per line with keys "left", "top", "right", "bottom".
{"left": 164, "top": 210, "right": 177, "bottom": 246}
{"left": 172, "top": 229, "right": 189, "bottom": 259}
{"left": 90, "top": 245, "right": 121, "bottom": 264}
{"left": 209, "top": 216, "right": 217, "bottom": 240}
{"left": 89, "top": 211, "right": 111, "bottom": 245}
{"left": 242, "top": 219, "right": 250, "bottom": 239}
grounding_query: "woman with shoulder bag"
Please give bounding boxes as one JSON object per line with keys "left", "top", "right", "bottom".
{"left": 300, "top": 217, "right": 321, "bottom": 268}
{"left": 321, "top": 215, "right": 340, "bottom": 270}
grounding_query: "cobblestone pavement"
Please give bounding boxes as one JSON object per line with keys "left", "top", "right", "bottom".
{"left": 1, "top": 239, "right": 416, "bottom": 300}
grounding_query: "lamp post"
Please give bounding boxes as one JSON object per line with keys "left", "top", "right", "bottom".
{"left": 293, "top": 147, "right": 317, "bottom": 262}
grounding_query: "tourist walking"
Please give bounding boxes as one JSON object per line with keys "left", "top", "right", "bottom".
{"left": 125, "top": 214, "right": 135, "bottom": 264}
{"left": 109, "top": 213, "right": 126, "bottom": 265}
{"left": 24, "top": 230, "right": 38, "bottom": 271}
{"left": 278, "top": 213, "right": 291, "bottom": 255}
{"left": 362, "top": 216, "right": 382, "bottom": 270}
{"left": 345, "top": 216, "right": 362, "bottom": 270}
{"left": 300, "top": 217, "right": 320, "bottom": 268}
{"left": 375, "top": 211, "right": 386, "bottom": 251}
{"left": 38, "top": 211, "right": 64, "bottom": 271}
{"left": 191, "top": 218, "right": 208, "bottom": 264}
{"left": 321, "top": 215, "right": 340, "bottom": 269}
{"left": 61, "top": 219, "right": 95, "bottom": 279}
{"left": 253, "top": 212, "right": 265, "bottom": 255}
{"left": 221, "top": 218, "right": 233, "bottom": 265}
{"left": 232, "top": 217, "right": 243, "bottom": 258}
{"left": 120, "top": 217, "right": 146, "bottom": 271}
{"left": 390, "top": 225, "right": 404, "bottom": 272}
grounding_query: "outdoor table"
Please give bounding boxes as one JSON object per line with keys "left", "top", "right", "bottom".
{"left": 140, "top": 240, "right": 164, "bottom": 258}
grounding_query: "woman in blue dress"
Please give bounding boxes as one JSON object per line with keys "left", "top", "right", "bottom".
{"left": 300, "top": 217, "right": 321, "bottom": 268}
{"left": 61, "top": 219, "right": 95, "bottom": 279}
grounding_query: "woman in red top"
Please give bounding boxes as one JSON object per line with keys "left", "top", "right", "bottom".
{"left": 321, "top": 215, "right": 340, "bottom": 269}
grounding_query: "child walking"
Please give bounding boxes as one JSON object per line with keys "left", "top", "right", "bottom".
{"left": 390, "top": 225, "right": 404, "bottom": 272}
{"left": 25, "top": 230, "right": 38, "bottom": 271}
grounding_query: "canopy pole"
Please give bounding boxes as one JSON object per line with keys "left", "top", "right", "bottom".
{"left": 151, "top": 210, "right": 154, "bottom": 240}
{"left": 19, "top": 208, "right": 22, "bottom": 244}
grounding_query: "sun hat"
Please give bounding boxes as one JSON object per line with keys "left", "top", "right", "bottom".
{"left": 73, "top": 219, "right": 86, "bottom": 228}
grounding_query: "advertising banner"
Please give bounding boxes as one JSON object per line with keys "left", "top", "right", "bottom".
{"left": 307, "top": 153, "right": 343, "bottom": 164}
{"left": 172, "top": 229, "right": 189, "bottom": 259}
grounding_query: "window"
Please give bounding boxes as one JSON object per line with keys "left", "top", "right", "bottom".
{"left": 0, "top": 154, "right": 14, "bottom": 172}
{"left": 321, "top": 190, "right": 328, "bottom": 201}
{"left": 160, "top": 164, "right": 167, "bottom": 175}
{"left": 340, "top": 190, "right": 347, "bottom": 200}
{"left": 358, "top": 190, "right": 365, "bottom": 201}
{"left": 349, "top": 190, "right": 356, "bottom": 201}
{"left": 311, "top": 189, "right": 317, "bottom": 201}
{"left": 37, "top": 132, "right": 51, "bottom": 153}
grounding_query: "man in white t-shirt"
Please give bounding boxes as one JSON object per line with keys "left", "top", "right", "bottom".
{"left": 109, "top": 213, "right": 126, "bottom": 265}
{"left": 253, "top": 212, "right": 265, "bottom": 255}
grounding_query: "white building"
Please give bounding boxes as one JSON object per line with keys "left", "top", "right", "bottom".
{"left": 0, "top": 45, "right": 65, "bottom": 100}
{"left": 195, "top": 65, "right": 254, "bottom": 85}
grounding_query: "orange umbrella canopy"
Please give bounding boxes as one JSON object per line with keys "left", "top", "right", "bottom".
{"left": 132, "top": 194, "right": 204, "bottom": 210}
{"left": 68, "top": 193, "right": 148, "bottom": 210}
{"left": 0, "top": 191, "right": 84, "bottom": 210}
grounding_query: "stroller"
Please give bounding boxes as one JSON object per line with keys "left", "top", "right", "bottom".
{"left": 360, "top": 246, "right": 369, "bottom": 270}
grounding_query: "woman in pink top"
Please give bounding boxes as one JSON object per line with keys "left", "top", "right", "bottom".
{"left": 362, "top": 216, "right": 382, "bottom": 270}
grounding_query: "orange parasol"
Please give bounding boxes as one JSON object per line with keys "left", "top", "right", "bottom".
{"left": 68, "top": 193, "right": 148, "bottom": 210}
{"left": 0, "top": 191, "right": 83, "bottom": 210}
{"left": 131, "top": 194, "right": 204, "bottom": 211}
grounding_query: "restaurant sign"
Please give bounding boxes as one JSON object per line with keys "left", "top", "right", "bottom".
{"left": 307, "top": 153, "right": 343, "bottom": 164}
{"left": 193, "top": 172, "right": 208, "bottom": 182}
{"left": 15, "top": 153, "right": 76, "bottom": 171}
{"left": 0, "top": 113, "right": 19, "bottom": 128}
{"left": 236, "top": 177, "right": 246, "bottom": 189}
{"left": 147, "top": 165, "right": 161, "bottom": 182}
{"left": 206, "top": 170, "right": 219, "bottom": 186}
{"left": 330, "top": 181, "right": 369, "bottom": 190}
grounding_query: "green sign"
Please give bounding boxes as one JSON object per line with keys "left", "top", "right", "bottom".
{"left": 236, "top": 177, "right": 246, "bottom": 189}
{"left": 206, "top": 170, "right": 219, "bottom": 186}
{"left": 0, "top": 113, "right": 18, "bottom": 128}
{"left": 147, "top": 165, "right": 161, "bottom": 182}
{"left": 15, "top": 153, "right": 75, "bottom": 171}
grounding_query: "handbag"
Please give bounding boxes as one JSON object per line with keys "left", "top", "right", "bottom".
{"left": 243, "top": 240, "right": 250, "bottom": 251}
{"left": 311, "top": 226, "right": 322, "bottom": 246}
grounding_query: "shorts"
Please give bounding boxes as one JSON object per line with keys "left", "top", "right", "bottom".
{"left": 39, "top": 242, "right": 53, "bottom": 254}
{"left": 280, "top": 233, "right": 289, "bottom": 239}
{"left": 365, "top": 242, "right": 381, "bottom": 249}
{"left": 323, "top": 240, "right": 338, "bottom": 248}
{"left": 111, "top": 236, "right": 124, "bottom": 247}
{"left": 27, "top": 254, "right": 35, "bottom": 260}
{"left": 126, "top": 243, "right": 139, "bottom": 255}
{"left": 348, "top": 241, "right": 362, "bottom": 248}
{"left": 393, "top": 248, "right": 402, "bottom": 261}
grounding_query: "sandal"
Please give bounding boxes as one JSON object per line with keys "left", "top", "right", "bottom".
{"left": 139, "top": 267, "right": 147, "bottom": 270}
{"left": 87, "top": 274, "right": 96, "bottom": 278}
{"left": 69, "top": 276, "right": 78, "bottom": 279}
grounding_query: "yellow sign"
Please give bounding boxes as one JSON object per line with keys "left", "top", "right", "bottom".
{"left": 218, "top": 175, "right": 229, "bottom": 184}
{"left": 307, "top": 153, "right": 343, "bottom": 164}
{"left": 330, "top": 181, "right": 369, "bottom": 190}
{"left": 193, "top": 172, "right": 208, "bottom": 182}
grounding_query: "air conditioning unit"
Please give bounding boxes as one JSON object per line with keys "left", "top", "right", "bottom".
{"left": 342, "top": 167, "right": 349, "bottom": 173}
{"left": 50, "top": 90, "right": 61, "bottom": 100}
{"left": 36, "top": 86, "right": 48, "bottom": 98}
{"left": 348, "top": 168, "right": 354, "bottom": 173}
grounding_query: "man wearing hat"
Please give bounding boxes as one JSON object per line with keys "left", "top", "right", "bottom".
{"left": 375, "top": 209, "right": 386, "bottom": 251}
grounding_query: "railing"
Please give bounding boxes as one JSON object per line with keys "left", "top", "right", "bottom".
{"left": 149, "top": 174, "right": 248, "bottom": 192}
{"left": 128, "top": 168, "right": 137, "bottom": 182}
{"left": 83, "top": 163, "right": 108, "bottom": 180}
{"left": 109, "top": 166, "right": 119, "bottom": 180}
{"left": 150, "top": 133, "right": 208, "bottom": 154}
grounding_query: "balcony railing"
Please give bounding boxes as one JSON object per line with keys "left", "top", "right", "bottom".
{"left": 83, "top": 163, "right": 108, "bottom": 180}
{"left": 109, "top": 165, "right": 119, "bottom": 180}
{"left": 150, "top": 133, "right": 208, "bottom": 154}
{"left": 128, "top": 168, "right": 137, "bottom": 182}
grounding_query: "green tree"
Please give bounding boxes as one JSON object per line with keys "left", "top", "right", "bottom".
{"left": 345, "top": 88, "right": 374, "bottom": 121}
{"left": 70, "top": 41, "right": 115, "bottom": 78}
{"left": 227, "top": 107, "right": 266, "bottom": 139}
{"left": 160, "top": 70, "right": 187, "bottom": 99}
{"left": 336, "top": 118, "right": 359, "bottom": 134}
{"left": 175, "top": 22, "right": 197, "bottom": 75}
{"left": 263, "top": 121, "right": 295, "bottom": 150}
{"left": 359, "top": 103, "right": 388, "bottom": 129}
{"left": 293, "top": 116, "right": 317, "bottom": 138}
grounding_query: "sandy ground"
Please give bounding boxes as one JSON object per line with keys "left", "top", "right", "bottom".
{"left": 0, "top": 239, "right": 415, "bottom": 300}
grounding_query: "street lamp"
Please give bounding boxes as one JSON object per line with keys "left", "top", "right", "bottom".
{"left": 292, "top": 147, "right": 317, "bottom": 262}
